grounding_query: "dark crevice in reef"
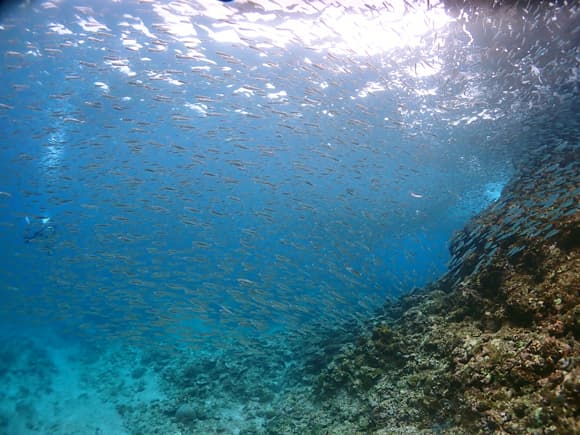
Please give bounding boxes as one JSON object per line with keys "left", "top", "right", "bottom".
{"left": 269, "top": 142, "right": 579, "bottom": 434}
{"left": 559, "top": 224, "right": 580, "bottom": 252}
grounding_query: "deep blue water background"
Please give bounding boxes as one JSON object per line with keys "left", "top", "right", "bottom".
{"left": 2, "top": 0, "right": 574, "bottom": 350}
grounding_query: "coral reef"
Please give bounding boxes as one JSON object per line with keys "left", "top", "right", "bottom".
{"left": 298, "top": 143, "right": 579, "bottom": 434}
{"left": 0, "top": 336, "right": 57, "bottom": 434}
{"left": 117, "top": 141, "right": 576, "bottom": 435}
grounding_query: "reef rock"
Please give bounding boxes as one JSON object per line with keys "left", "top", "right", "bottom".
{"left": 175, "top": 403, "right": 197, "bottom": 423}
{"left": 309, "top": 142, "right": 579, "bottom": 434}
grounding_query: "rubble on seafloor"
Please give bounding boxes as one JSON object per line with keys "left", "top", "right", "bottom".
{"left": 272, "top": 142, "right": 578, "bottom": 434}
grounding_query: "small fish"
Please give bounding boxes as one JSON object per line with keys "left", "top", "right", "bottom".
{"left": 410, "top": 192, "right": 423, "bottom": 198}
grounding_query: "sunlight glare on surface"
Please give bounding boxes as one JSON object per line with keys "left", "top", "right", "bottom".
{"left": 156, "top": 0, "right": 454, "bottom": 57}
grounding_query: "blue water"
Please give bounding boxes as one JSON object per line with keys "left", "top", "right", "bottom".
{"left": 0, "top": 1, "right": 577, "bottom": 432}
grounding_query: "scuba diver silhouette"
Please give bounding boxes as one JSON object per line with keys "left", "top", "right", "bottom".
{"left": 24, "top": 216, "right": 56, "bottom": 253}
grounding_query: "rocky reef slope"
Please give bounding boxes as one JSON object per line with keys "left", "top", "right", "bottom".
{"left": 270, "top": 142, "right": 579, "bottom": 434}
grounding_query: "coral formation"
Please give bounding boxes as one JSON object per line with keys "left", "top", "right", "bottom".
{"left": 120, "top": 141, "right": 575, "bottom": 435}
{"left": 296, "top": 143, "right": 579, "bottom": 434}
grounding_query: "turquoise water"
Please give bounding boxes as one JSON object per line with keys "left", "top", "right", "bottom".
{"left": 0, "top": 1, "right": 577, "bottom": 433}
